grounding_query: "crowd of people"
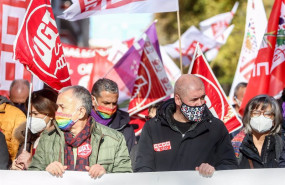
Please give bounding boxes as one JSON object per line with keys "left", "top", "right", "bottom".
{"left": 0, "top": 75, "right": 285, "bottom": 179}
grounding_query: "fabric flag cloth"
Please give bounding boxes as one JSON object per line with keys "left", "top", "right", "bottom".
{"left": 163, "top": 26, "right": 219, "bottom": 66}
{"left": 59, "top": 0, "right": 179, "bottom": 21}
{"left": 204, "top": 24, "right": 235, "bottom": 61}
{"left": 129, "top": 108, "right": 148, "bottom": 135}
{"left": 63, "top": 42, "right": 129, "bottom": 89}
{"left": 13, "top": 0, "right": 71, "bottom": 90}
{"left": 201, "top": 2, "right": 239, "bottom": 61}
{"left": 160, "top": 46, "right": 181, "bottom": 88}
{"left": 128, "top": 34, "right": 173, "bottom": 116}
{"left": 240, "top": 0, "right": 285, "bottom": 114}
{"left": 199, "top": 1, "right": 239, "bottom": 39}
{"left": 228, "top": 0, "right": 267, "bottom": 105}
{"left": 102, "top": 22, "right": 161, "bottom": 107}
{"left": 189, "top": 44, "right": 242, "bottom": 133}
{"left": 0, "top": 0, "right": 43, "bottom": 97}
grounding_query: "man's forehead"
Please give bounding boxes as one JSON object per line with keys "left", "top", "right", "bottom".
{"left": 98, "top": 91, "right": 118, "bottom": 101}
{"left": 57, "top": 90, "right": 74, "bottom": 105}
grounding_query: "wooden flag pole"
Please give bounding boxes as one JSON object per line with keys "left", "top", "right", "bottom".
{"left": 176, "top": 10, "right": 183, "bottom": 74}
{"left": 23, "top": 73, "right": 33, "bottom": 151}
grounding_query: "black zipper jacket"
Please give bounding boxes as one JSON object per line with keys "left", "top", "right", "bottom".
{"left": 134, "top": 99, "right": 238, "bottom": 172}
{"left": 109, "top": 109, "right": 135, "bottom": 153}
{"left": 239, "top": 134, "right": 283, "bottom": 169}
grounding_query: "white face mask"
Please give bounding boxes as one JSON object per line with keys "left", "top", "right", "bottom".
{"left": 250, "top": 115, "right": 273, "bottom": 133}
{"left": 28, "top": 116, "right": 48, "bottom": 134}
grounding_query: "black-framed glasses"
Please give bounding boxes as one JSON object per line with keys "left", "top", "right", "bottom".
{"left": 251, "top": 110, "right": 274, "bottom": 119}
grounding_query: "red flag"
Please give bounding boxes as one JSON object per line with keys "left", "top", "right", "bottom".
{"left": 13, "top": 0, "right": 71, "bottom": 91}
{"left": 128, "top": 35, "right": 173, "bottom": 116}
{"left": 0, "top": 0, "right": 43, "bottom": 97}
{"left": 189, "top": 44, "right": 242, "bottom": 133}
{"left": 240, "top": 0, "right": 285, "bottom": 114}
{"left": 129, "top": 108, "right": 148, "bottom": 135}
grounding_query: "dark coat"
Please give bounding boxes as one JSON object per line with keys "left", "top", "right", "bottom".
{"left": 0, "top": 131, "right": 9, "bottom": 169}
{"left": 239, "top": 134, "right": 283, "bottom": 169}
{"left": 109, "top": 109, "right": 135, "bottom": 153}
{"left": 134, "top": 99, "right": 238, "bottom": 172}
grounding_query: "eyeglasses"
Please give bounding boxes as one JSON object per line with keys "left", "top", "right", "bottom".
{"left": 251, "top": 110, "right": 274, "bottom": 119}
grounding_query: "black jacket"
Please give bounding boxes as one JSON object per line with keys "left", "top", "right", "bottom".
{"left": 109, "top": 109, "right": 135, "bottom": 153}
{"left": 239, "top": 134, "right": 283, "bottom": 169}
{"left": 0, "top": 131, "right": 9, "bottom": 169}
{"left": 134, "top": 99, "right": 237, "bottom": 172}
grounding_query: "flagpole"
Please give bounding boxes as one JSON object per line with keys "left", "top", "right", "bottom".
{"left": 176, "top": 10, "right": 183, "bottom": 74}
{"left": 188, "top": 43, "right": 200, "bottom": 74}
{"left": 23, "top": 72, "right": 33, "bottom": 151}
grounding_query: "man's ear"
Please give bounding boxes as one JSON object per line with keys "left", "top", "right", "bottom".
{"left": 91, "top": 95, "right": 96, "bottom": 107}
{"left": 174, "top": 94, "right": 182, "bottom": 107}
{"left": 78, "top": 107, "right": 87, "bottom": 120}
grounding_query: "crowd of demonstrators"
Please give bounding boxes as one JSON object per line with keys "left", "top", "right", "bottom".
{"left": 135, "top": 74, "right": 237, "bottom": 177}
{"left": 90, "top": 78, "right": 135, "bottom": 153}
{"left": 11, "top": 89, "right": 58, "bottom": 170}
{"left": 1, "top": 77, "right": 285, "bottom": 179}
{"left": 234, "top": 95, "right": 283, "bottom": 169}
{"left": 28, "top": 85, "right": 132, "bottom": 177}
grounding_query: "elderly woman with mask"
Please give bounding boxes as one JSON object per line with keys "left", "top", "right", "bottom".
{"left": 236, "top": 95, "right": 283, "bottom": 169}
{"left": 11, "top": 89, "right": 58, "bottom": 170}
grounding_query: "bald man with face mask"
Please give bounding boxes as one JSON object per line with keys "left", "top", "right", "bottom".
{"left": 134, "top": 74, "right": 237, "bottom": 177}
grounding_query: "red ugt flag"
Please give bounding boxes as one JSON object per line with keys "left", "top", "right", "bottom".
{"left": 13, "top": 0, "right": 71, "bottom": 90}
{"left": 240, "top": 0, "right": 285, "bottom": 114}
{"left": 189, "top": 44, "right": 242, "bottom": 133}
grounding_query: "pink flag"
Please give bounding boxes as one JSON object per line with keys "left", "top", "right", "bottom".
{"left": 189, "top": 44, "right": 242, "bottom": 133}
{"left": 59, "top": 0, "right": 179, "bottom": 21}
{"left": 13, "top": 0, "right": 71, "bottom": 90}
{"left": 240, "top": 0, "right": 285, "bottom": 114}
{"left": 229, "top": 0, "right": 267, "bottom": 105}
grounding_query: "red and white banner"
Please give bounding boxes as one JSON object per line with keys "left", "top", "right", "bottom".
{"left": 163, "top": 26, "right": 219, "bottom": 66}
{"left": 240, "top": 0, "right": 285, "bottom": 114}
{"left": 0, "top": 0, "right": 43, "bottom": 97}
{"left": 128, "top": 35, "right": 173, "bottom": 116}
{"left": 13, "top": 0, "right": 71, "bottom": 91}
{"left": 199, "top": 2, "right": 238, "bottom": 39}
{"left": 229, "top": 0, "right": 267, "bottom": 105}
{"left": 204, "top": 24, "right": 234, "bottom": 61}
{"left": 59, "top": 0, "right": 179, "bottom": 21}
{"left": 189, "top": 44, "right": 242, "bottom": 133}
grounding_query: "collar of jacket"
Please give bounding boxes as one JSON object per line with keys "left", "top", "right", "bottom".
{"left": 109, "top": 109, "right": 130, "bottom": 131}
{"left": 157, "top": 98, "right": 213, "bottom": 138}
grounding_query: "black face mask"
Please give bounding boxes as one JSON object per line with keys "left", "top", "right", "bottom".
{"left": 13, "top": 103, "right": 27, "bottom": 115}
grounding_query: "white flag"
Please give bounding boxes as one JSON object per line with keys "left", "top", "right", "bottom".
{"left": 160, "top": 46, "right": 181, "bottom": 88}
{"left": 200, "top": 2, "right": 239, "bottom": 39}
{"left": 59, "top": 0, "right": 179, "bottom": 21}
{"left": 228, "top": 0, "right": 267, "bottom": 105}
{"left": 205, "top": 24, "right": 235, "bottom": 61}
{"left": 163, "top": 26, "right": 219, "bottom": 66}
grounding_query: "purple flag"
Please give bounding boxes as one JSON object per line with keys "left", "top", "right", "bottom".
{"left": 104, "top": 22, "right": 161, "bottom": 107}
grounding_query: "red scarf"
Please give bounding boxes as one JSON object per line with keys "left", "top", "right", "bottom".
{"left": 64, "top": 119, "right": 92, "bottom": 171}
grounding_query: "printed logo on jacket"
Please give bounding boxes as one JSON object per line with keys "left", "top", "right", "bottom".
{"left": 153, "top": 141, "right": 171, "bottom": 152}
